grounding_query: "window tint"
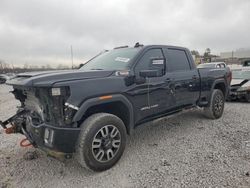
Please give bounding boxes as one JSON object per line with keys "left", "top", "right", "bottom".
{"left": 135, "top": 49, "right": 164, "bottom": 72}
{"left": 166, "top": 49, "right": 191, "bottom": 71}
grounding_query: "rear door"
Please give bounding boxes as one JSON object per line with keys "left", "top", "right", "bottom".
{"left": 163, "top": 48, "right": 200, "bottom": 107}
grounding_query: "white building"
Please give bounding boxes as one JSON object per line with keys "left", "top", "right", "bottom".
{"left": 220, "top": 49, "right": 250, "bottom": 59}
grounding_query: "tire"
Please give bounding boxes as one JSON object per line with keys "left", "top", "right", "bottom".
{"left": 76, "top": 113, "right": 127, "bottom": 171}
{"left": 204, "top": 89, "right": 225, "bottom": 119}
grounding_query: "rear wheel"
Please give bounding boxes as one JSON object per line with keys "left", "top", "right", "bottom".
{"left": 76, "top": 113, "right": 127, "bottom": 171}
{"left": 204, "top": 89, "right": 225, "bottom": 119}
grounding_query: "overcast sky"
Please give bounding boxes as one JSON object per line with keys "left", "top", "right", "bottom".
{"left": 0, "top": 0, "right": 249, "bottom": 67}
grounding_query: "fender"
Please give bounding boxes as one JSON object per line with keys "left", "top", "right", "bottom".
{"left": 208, "top": 78, "right": 227, "bottom": 104}
{"left": 73, "top": 94, "right": 134, "bottom": 134}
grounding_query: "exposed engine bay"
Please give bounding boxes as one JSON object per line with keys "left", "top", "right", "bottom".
{"left": 0, "top": 86, "right": 77, "bottom": 134}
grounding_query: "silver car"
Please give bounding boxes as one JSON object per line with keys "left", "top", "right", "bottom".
{"left": 0, "top": 74, "right": 9, "bottom": 84}
{"left": 229, "top": 68, "right": 250, "bottom": 102}
{"left": 197, "top": 62, "right": 227, "bottom": 69}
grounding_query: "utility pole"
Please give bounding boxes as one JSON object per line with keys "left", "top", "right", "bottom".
{"left": 71, "top": 45, "right": 74, "bottom": 69}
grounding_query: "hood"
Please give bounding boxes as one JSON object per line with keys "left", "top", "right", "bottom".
{"left": 230, "top": 79, "right": 247, "bottom": 86}
{"left": 6, "top": 70, "right": 114, "bottom": 87}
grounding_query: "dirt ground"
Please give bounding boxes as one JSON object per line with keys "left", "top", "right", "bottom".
{"left": 0, "top": 84, "right": 250, "bottom": 188}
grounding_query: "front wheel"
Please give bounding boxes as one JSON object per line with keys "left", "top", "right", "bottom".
{"left": 204, "top": 89, "right": 225, "bottom": 119}
{"left": 76, "top": 113, "right": 127, "bottom": 171}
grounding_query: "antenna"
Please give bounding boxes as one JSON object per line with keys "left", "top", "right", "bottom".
{"left": 71, "top": 45, "right": 74, "bottom": 69}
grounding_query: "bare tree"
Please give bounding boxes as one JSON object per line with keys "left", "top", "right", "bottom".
{"left": 204, "top": 48, "right": 212, "bottom": 63}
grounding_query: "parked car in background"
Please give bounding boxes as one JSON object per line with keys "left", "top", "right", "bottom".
{"left": 0, "top": 73, "right": 16, "bottom": 84}
{"left": 197, "top": 62, "right": 227, "bottom": 69}
{"left": 228, "top": 68, "right": 250, "bottom": 102}
{"left": 0, "top": 74, "right": 10, "bottom": 84}
{"left": 242, "top": 60, "right": 250, "bottom": 67}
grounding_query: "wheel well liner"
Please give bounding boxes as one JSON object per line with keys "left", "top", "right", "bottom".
{"left": 208, "top": 79, "right": 227, "bottom": 105}
{"left": 214, "top": 82, "right": 226, "bottom": 97}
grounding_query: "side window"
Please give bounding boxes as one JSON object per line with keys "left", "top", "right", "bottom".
{"left": 135, "top": 49, "right": 165, "bottom": 73}
{"left": 165, "top": 49, "right": 191, "bottom": 71}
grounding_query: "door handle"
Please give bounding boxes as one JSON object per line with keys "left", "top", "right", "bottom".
{"left": 165, "top": 78, "right": 172, "bottom": 82}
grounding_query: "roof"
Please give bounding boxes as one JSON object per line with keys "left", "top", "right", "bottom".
{"left": 141, "top": 45, "right": 189, "bottom": 51}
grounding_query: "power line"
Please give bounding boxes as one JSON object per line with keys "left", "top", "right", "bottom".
{"left": 71, "top": 45, "right": 74, "bottom": 69}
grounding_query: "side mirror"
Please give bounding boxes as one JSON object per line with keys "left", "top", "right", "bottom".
{"left": 79, "top": 63, "right": 85, "bottom": 69}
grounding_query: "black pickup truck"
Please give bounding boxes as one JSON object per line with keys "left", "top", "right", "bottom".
{"left": 1, "top": 44, "right": 231, "bottom": 171}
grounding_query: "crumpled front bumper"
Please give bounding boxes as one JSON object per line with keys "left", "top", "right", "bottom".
{"left": 1, "top": 111, "right": 81, "bottom": 155}
{"left": 25, "top": 117, "right": 81, "bottom": 154}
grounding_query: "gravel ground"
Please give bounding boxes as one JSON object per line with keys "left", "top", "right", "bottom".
{"left": 0, "top": 84, "right": 250, "bottom": 188}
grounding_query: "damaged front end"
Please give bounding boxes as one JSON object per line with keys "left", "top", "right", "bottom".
{"left": 0, "top": 86, "right": 81, "bottom": 159}
{"left": 229, "top": 79, "right": 250, "bottom": 102}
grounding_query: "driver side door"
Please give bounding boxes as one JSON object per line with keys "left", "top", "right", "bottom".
{"left": 128, "top": 48, "right": 176, "bottom": 125}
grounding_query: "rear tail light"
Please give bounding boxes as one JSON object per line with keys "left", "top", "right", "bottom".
{"left": 227, "top": 69, "right": 232, "bottom": 84}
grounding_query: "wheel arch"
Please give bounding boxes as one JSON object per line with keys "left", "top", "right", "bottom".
{"left": 207, "top": 79, "right": 227, "bottom": 106}
{"left": 73, "top": 94, "right": 134, "bottom": 135}
{"left": 212, "top": 79, "right": 227, "bottom": 97}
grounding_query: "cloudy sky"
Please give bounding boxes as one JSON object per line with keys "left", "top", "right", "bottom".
{"left": 0, "top": 0, "right": 249, "bottom": 67}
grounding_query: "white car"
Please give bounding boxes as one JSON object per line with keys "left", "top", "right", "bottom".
{"left": 0, "top": 73, "right": 16, "bottom": 84}
{"left": 0, "top": 74, "right": 9, "bottom": 84}
{"left": 228, "top": 69, "right": 250, "bottom": 102}
{"left": 197, "top": 62, "right": 227, "bottom": 69}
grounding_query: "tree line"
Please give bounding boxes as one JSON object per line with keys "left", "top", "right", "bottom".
{"left": 0, "top": 59, "right": 79, "bottom": 74}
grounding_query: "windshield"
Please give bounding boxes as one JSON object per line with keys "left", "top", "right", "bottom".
{"left": 232, "top": 70, "right": 250, "bottom": 79}
{"left": 80, "top": 48, "right": 140, "bottom": 71}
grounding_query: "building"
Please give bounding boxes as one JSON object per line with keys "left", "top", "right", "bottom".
{"left": 220, "top": 49, "right": 250, "bottom": 59}
{"left": 220, "top": 49, "right": 250, "bottom": 65}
